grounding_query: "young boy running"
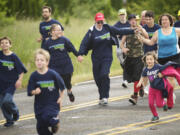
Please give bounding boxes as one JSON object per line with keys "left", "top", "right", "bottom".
{"left": 27, "top": 49, "right": 65, "bottom": 135}
{"left": 0, "top": 37, "right": 27, "bottom": 127}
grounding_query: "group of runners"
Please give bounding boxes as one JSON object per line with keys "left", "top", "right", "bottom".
{"left": 1, "top": 5, "right": 180, "bottom": 135}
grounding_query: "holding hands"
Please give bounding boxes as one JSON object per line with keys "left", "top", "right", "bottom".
{"left": 77, "top": 55, "right": 84, "bottom": 63}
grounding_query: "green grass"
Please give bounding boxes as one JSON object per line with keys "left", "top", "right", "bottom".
{"left": 0, "top": 18, "right": 123, "bottom": 89}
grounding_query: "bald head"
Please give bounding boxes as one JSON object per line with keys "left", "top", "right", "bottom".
{"left": 140, "top": 10, "right": 147, "bottom": 26}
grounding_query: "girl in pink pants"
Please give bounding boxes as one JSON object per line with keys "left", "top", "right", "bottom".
{"left": 137, "top": 52, "right": 174, "bottom": 122}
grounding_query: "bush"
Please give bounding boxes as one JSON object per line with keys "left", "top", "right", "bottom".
{"left": 0, "top": 12, "right": 15, "bottom": 26}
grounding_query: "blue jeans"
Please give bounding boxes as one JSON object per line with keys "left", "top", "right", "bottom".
{"left": 0, "top": 93, "right": 18, "bottom": 122}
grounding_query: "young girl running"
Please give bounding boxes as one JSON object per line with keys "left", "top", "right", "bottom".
{"left": 44, "top": 24, "right": 78, "bottom": 102}
{"left": 137, "top": 52, "right": 172, "bottom": 122}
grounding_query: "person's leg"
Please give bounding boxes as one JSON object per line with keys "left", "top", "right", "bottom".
{"left": 36, "top": 115, "right": 53, "bottom": 135}
{"left": 155, "top": 89, "right": 166, "bottom": 108}
{"left": 100, "top": 59, "right": 112, "bottom": 100}
{"left": 92, "top": 59, "right": 102, "bottom": 100}
{"left": 164, "top": 79, "right": 174, "bottom": 108}
{"left": 48, "top": 114, "right": 60, "bottom": 134}
{"left": 148, "top": 87, "right": 158, "bottom": 117}
{"left": 61, "top": 74, "right": 74, "bottom": 102}
{"left": 2, "top": 93, "right": 19, "bottom": 126}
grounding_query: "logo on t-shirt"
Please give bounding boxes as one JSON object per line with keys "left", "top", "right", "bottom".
{"left": 0, "top": 60, "right": 14, "bottom": 70}
{"left": 95, "top": 32, "right": 110, "bottom": 40}
{"left": 42, "top": 25, "right": 52, "bottom": 31}
{"left": 37, "top": 80, "right": 55, "bottom": 91}
{"left": 49, "top": 44, "right": 65, "bottom": 51}
{"left": 147, "top": 69, "right": 159, "bottom": 82}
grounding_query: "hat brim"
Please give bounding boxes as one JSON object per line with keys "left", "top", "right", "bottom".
{"left": 95, "top": 18, "right": 105, "bottom": 22}
{"left": 118, "top": 13, "right": 126, "bottom": 15}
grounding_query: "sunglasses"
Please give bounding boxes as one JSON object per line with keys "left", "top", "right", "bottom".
{"left": 97, "top": 21, "right": 103, "bottom": 24}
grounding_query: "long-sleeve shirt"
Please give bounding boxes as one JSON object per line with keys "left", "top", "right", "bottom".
{"left": 44, "top": 36, "right": 78, "bottom": 74}
{"left": 78, "top": 24, "right": 134, "bottom": 59}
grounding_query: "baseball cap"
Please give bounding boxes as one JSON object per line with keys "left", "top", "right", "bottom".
{"left": 128, "top": 14, "right": 136, "bottom": 20}
{"left": 178, "top": 10, "right": 180, "bottom": 16}
{"left": 118, "top": 8, "right": 127, "bottom": 15}
{"left": 95, "top": 12, "right": 105, "bottom": 22}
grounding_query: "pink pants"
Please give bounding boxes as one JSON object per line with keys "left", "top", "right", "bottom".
{"left": 148, "top": 87, "right": 166, "bottom": 117}
{"left": 148, "top": 80, "right": 174, "bottom": 117}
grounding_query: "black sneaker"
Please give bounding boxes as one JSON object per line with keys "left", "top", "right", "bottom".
{"left": 4, "top": 121, "right": 14, "bottom": 127}
{"left": 13, "top": 110, "right": 19, "bottom": 121}
{"left": 163, "top": 104, "right": 168, "bottom": 111}
{"left": 68, "top": 92, "right": 75, "bottom": 102}
{"left": 129, "top": 95, "right": 138, "bottom": 105}
{"left": 52, "top": 123, "right": 60, "bottom": 133}
{"left": 139, "top": 87, "right": 144, "bottom": 97}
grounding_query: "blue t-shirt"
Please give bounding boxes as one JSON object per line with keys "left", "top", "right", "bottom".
{"left": 27, "top": 69, "right": 65, "bottom": 115}
{"left": 44, "top": 36, "right": 78, "bottom": 74}
{"left": 113, "top": 21, "right": 130, "bottom": 39}
{"left": 142, "top": 64, "right": 162, "bottom": 87}
{"left": 39, "top": 19, "right": 64, "bottom": 48}
{"left": 0, "top": 51, "right": 27, "bottom": 94}
{"left": 158, "top": 27, "right": 179, "bottom": 58}
{"left": 143, "top": 24, "right": 160, "bottom": 54}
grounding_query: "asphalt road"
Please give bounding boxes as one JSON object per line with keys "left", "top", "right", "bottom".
{"left": 0, "top": 76, "right": 180, "bottom": 135}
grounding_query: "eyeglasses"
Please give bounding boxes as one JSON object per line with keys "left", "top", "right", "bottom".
{"left": 97, "top": 21, "right": 103, "bottom": 24}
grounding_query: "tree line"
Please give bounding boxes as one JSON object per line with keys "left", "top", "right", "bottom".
{"left": 0, "top": 0, "right": 179, "bottom": 21}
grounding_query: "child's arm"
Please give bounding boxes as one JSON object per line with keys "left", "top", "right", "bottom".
{"left": 137, "top": 77, "right": 148, "bottom": 88}
{"left": 15, "top": 73, "right": 24, "bottom": 89}
{"left": 57, "top": 90, "right": 65, "bottom": 109}
{"left": 136, "top": 77, "right": 144, "bottom": 88}
{"left": 31, "top": 88, "right": 41, "bottom": 95}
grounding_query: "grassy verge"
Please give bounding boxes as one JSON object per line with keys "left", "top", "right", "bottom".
{"left": 0, "top": 18, "right": 123, "bottom": 89}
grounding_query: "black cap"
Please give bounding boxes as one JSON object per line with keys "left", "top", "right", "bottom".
{"left": 128, "top": 14, "right": 136, "bottom": 20}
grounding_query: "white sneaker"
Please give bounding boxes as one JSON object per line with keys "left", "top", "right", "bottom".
{"left": 99, "top": 98, "right": 108, "bottom": 105}
{"left": 173, "top": 93, "right": 176, "bottom": 104}
{"left": 102, "top": 98, "right": 108, "bottom": 105}
{"left": 99, "top": 99, "right": 103, "bottom": 105}
{"left": 122, "top": 80, "right": 128, "bottom": 88}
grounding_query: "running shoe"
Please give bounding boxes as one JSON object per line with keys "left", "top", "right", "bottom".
{"left": 163, "top": 104, "right": 168, "bottom": 111}
{"left": 52, "top": 123, "right": 60, "bottom": 133}
{"left": 151, "top": 116, "right": 159, "bottom": 123}
{"left": 4, "top": 121, "right": 14, "bottom": 127}
{"left": 68, "top": 92, "right": 75, "bottom": 102}
{"left": 129, "top": 94, "right": 138, "bottom": 105}
{"left": 122, "top": 80, "right": 128, "bottom": 88}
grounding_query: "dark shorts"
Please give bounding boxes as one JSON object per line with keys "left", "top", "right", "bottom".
{"left": 158, "top": 53, "right": 180, "bottom": 65}
{"left": 124, "top": 56, "right": 144, "bottom": 83}
{"left": 61, "top": 74, "right": 72, "bottom": 90}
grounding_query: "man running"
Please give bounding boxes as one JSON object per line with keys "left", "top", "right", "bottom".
{"left": 37, "top": 6, "right": 64, "bottom": 49}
